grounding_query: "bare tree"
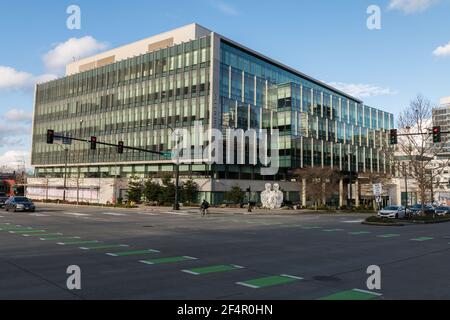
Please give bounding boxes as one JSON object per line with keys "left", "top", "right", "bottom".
{"left": 293, "top": 167, "right": 340, "bottom": 209}
{"left": 397, "top": 95, "right": 450, "bottom": 215}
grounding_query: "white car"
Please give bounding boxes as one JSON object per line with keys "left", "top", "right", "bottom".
{"left": 378, "top": 205, "right": 408, "bottom": 219}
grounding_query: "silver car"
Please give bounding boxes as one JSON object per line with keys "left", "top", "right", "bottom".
{"left": 378, "top": 205, "right": 407, "bottom": 219}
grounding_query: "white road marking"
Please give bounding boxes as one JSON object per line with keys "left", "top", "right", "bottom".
{"left": 165, "top": 211, "right": 190, "bottom": 216}
{"left": 281, "top": 274, "right": 303, "bottom": 280}
{"left": 64, "top": 212, "right": 91, "bottom": 217}
{"left": 181, "top": 270, "right": 200, "bottom": 275}
{"left": 342, "top": 220, "right": 364, "bottom": 224}
{"left": 29, "top": 213, "right": 49, "bottom": 217}
{"left": 138, "top": 212, "right": 160, "bottom": 216}
{"left": 101, "top": 212, "right": 126, "bottom": 216}
{"left": 353, "top": 289, "right": 382, "bottom": 296}
{"left": 236, "top": 282, "right": 260, "bottom": 289}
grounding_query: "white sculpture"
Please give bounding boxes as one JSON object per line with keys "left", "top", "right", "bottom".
{"left": 261, "top": 183, "right": 272, "bottom": 208}
{"left": 272, "top": 183, "right": 284, "bottom": 209}
{"left": 261, "top": 183, "right": 284, "bottom": 209}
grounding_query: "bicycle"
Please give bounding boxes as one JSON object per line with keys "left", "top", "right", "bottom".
{"left": 200, "top": 207, "right": 208, "bottom": 216}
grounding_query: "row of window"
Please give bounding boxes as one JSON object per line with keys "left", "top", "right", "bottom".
{"left": 220, "top": 64, "right": 393, "bottom": 131}
{"left": 36, "top": 37, "right": 211, "bottom": 104}
{"left": 36, "top": 67, "right": 210, "bottom": 119}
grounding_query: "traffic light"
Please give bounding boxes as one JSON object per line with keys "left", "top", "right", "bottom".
{"left": 118, "top": 141, "right": 124, "bottom": 154}
{"left": 47, "top": 129, "right": 54, "bottom": 144}
{"left": 390, "top": 129, "right": 398, "bottom": 145}
{"left": 433, "top": 126, "right": 442, "bottom": 143}
{"left": 90, "top": 136, "right": 97, "bottom": 150}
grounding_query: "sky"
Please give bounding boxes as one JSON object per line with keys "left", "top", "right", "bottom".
{"left": 0, "top": 0, "right": 449, "bottom": 172}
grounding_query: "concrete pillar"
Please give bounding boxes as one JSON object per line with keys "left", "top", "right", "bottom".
{"left": 355, "top": 180, "right": 360, "bottom": 208}
{"left": 301, "top": 179, "right": 307, "bottom": 207}
{"left": 339, "top": 178, "right": 344, "bottom": 208}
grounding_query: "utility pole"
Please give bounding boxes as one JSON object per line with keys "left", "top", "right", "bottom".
{"left": 167, "top": 125, "right": 180, "bottom": 211}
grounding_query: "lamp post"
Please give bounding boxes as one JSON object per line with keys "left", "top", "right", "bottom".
{"left": 167, "top": 125, "right": 180, "bottom": 211}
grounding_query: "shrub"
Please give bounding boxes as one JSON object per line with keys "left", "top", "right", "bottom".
{"left": 224, "top": 185, "right": 245, "bottom": 204}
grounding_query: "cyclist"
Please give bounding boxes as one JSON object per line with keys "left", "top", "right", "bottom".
{"left": 200, "top": 200, "right": 210, "bottom": 216}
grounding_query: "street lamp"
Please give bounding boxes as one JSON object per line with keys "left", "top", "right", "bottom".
{"left": 166, "top": 125, "right": 181, "bottom": 211}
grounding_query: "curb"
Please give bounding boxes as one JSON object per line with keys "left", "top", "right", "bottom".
{"left": 361, "top": 221, "right": 405, "bottom": 227}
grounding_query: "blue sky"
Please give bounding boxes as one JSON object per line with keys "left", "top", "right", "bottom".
{"left": 0, "top": 0, "right": 449, "bottom": 170}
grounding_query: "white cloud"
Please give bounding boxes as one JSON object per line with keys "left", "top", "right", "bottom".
{"left": 0, "top": 65, "right": 57, "bottom": 91}
{"left": 4, "top": 109, "right": 33, "bottom": 122}
{"left": 328, "top": 82, "right": 397, "bottom": 98}
{"left": 388, "top": 0, "right": 440, "bottom": 14}
{"left": 433, "top": 41, "right": 450, "bottom": 57}
{"left": 210, "top": 0, "right": 239, "bottom": 16}
{"left": 43, "top": 36, "right": 108, "bottom": 74}
{"left": 0, "top": 123, "right": 31, "bottom": 148}
{"left": 0, "top": 150, "right": 30, "bottom": 173}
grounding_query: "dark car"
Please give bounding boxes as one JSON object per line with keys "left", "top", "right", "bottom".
{"left": 409, "top": 204, "right": 435, "bottom": 216}
{"left": 0, "top": 196, "right": 8, "bottom": 208}
{"left": 435, "top": 206, "right": 450, "bottom": 216}
{"left": 4, "top": 197, "right": 35, "bottom": 212}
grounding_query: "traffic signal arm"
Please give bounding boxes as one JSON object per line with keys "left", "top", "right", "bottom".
{"left": 46, "top": 132, "right": 167, "bottom": 156}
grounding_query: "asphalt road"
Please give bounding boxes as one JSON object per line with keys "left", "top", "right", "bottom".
{"left": 1, "top": 204, "right": 449, "bottom": 300}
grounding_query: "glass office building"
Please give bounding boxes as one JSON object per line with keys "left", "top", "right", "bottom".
{"left": 30, "top": 24, "right": 394, "bottom": 204}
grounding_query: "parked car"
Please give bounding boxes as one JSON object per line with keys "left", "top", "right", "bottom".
{"left": 4, "top": 197, "right": 35, "bottom": 212}
{"left": 378, "top": 205, "right": 408, "bottom": 219}
{"left": 409, "top": 204, "right": 435, "bottom": 216}
{"left": 434, "top": 206, "right": 450, "bottom": 216}
{"left": 0, "top": 196, "right": 8, "bottom": 208}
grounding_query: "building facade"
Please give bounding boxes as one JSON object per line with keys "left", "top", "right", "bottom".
{"left": 29, "top": 24, "right": 394, "bottom": 205}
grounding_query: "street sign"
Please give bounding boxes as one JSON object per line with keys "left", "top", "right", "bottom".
{"left": 373, "top": 183, "right": 382, "bottom": 197}
{"left": 375, "top": 195, "right": 382, "bottom": 203}
{"left": 162, "top": 151, "right": 172, "bottom": 160}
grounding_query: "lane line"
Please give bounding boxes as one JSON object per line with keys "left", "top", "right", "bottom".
{"left": 140, "top": 256, "right": 198, "bottom": 265}
{"left": 181, "top": 264, "right": 245, "bottom": 276}
{"left": 79, "top": 244, "right": 129, "bottom": 250}
{"left": 101, "top": 212, "right": 127, "bottom": 216}
{"left": 377, "top": 234, "right": 400, "bottom": 238}
{"left": 24, "top": 233, "right": 63, "bottom": 237}
{"left": 64, "top": 213, "right": 91, "bottom": 217}
{"left": 106, "top": 249, "right": 160, "bottom": 257}
{"left": 58, "top": 240, "right": 100, "bottom": 246}
{"left": 236, "top": 275, "right": 301, "bottom": 289}
{"left": 410, "top": 237, "right": 434, "bottom": 242}
{"left": 10, "top": 230, "right": 46, "bottom": 234}
{"left": 41, "top": 236, "right": 80, "bottom": 241}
